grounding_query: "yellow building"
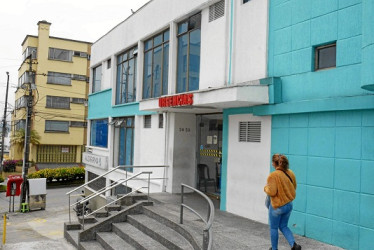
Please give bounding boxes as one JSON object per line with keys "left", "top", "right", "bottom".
{"left": 10, "top": 20, "right": 91, "bottom": 166}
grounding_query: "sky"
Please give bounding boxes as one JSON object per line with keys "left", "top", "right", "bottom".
{"left": 0, "top": 0, "right": 150, "bottom": 121}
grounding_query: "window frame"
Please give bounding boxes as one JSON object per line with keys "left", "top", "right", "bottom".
{"left": 47, "top": 71, "right": 72, "bottom": 85}
{"left": 45, "top": 120, "right": 70, "bottom": 133}
{"left": 48, "top": 48, "right": 73, "bottom": 62}
{"left": 142, "top": 29, "right": 170, "bottom": 99}
{"left": 113, "top": 117, "right": 135, "bottom": 172}
{"left": 176, "top": 12, "right": 201, "bottom": 93}
{"left": 90, "top": 119, "right": 108, "bottom": 148}
{"left": 46, "top": 96, "right": 70, "bottom": 109}
{"left": 116, "top": 46, "right": 138, "bottom": 104}
{"left": 314, "top": 43, "right": 336, "bottom": 71}
{"left": 92, "top": 64, "right": 102, "bottom": 93}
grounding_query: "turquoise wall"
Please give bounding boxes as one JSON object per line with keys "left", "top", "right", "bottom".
{"left": 272, "top": 111, "right": 374, "bottom": 250}
{"left": 268, "top": 0, "right": 372, "bottom": 103}
{"left": 88, "top": 89, "right": 154, "bottom": 120}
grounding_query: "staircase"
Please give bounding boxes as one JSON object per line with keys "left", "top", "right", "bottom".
{"left": 64, "top": 193, "right": 203, "bottom": 250}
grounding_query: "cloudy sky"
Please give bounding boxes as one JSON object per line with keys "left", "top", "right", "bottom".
{"left": 0, "top": 0, "right": 150, "bottom": 119}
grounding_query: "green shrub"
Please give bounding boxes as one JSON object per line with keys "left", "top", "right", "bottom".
{"left": 28, "top": 166, "right": 85, "bottom": 182}
{"left": 0, "top": 176, "right": 4, "bottom": 183}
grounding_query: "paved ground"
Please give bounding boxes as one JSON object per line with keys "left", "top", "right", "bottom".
{"left": 0, "top": 187, "right": 342, "bottom": 250}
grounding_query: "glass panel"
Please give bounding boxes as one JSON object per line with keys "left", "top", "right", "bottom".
{"left": 143, "top": 50, "right": 153, "bottom": 98}
{"left": 178, "top": 22, "right": 188, "bottom": 35}
{"left": 121, "top": 61, "right": 128, "bottom": 104}
{"left": 162, "top": 43, "right": 169, "bottom": 96}
{"left": 118, "top": 127, "right": 125, "bottom": 165}
{"left": 154, "top": 34, "right": 163, "bottom": 47}
{"left": 189, "top": 13, "right": 201, "bottom": 30}
{"left": 123, "top": 52, "right": 128, "bottom": 61}
{"left": 188, "top": 30, "right": 201, "bottom": 91}
{"left": 90, "top": 119, "right": 108, "bottom": 148}
{"left": 152, "top": 46, "right": 162, "bottom": 97}
{"left": 177, "top": 34, "right": 188, "bottom": 93}
{"left": 318, "top": 45, "right": 336, "bottom": 69}
{"left": 144, "top": 39, "right": 152, "bottom": 51}
{"left": 127, "top": 58, "right": 135, "bottom": 102}
{"left": 164, "top": 30, "right": 170, "bottom": 42}
{"left": 93, "top": 65, "right": 102, "bottom": 93}
{"left": 116, "top": 64, "right": 121, "bottom": 104}
{"left": 47, "top": 72, "right": 71, "bottom": 85}
{"left": 125, "top": 127, "right": 133, "bottom": 166}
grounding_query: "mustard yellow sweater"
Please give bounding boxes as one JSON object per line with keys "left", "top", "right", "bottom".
{"left": 264, "top": 167, "right": 297, "bottom": 209}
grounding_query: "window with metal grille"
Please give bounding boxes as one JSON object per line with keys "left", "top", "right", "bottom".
{"left": 239, "top": 121, "right": 261, "bottom": 142}
{"left": 209, "top": 0, "right": 225, "bottom": 22}
{"left": 72, "top": 74, "right": 87, "bottom": 81}
{"left": 87, "top": 172, "right": 106, "bottom": 191}
{"left": 73, "top": 51, "right": 88, "bottom": 58}
{"left": 15, "top": 119, "right": 26, "bottom": 131}
{"left": 18, "top": 71, "right": 31, "bottom": 88}
{"left": 47, "top": 72, "right": 72, "bottom": 85}
{"left": 159, "top": 114, "right": 164, "bottom": 128}
{"left": 144, "top": 115, "right": 151, "bottom": 128}
{"left": 70, "top": 121, "right": 87, "bottom": 127}
{"left": 48, "top": 48, "right": 72, "bottom": 61}
{"left": 71, "top": 98, "right": 86, "bottom": 104}
{"left": 46, "top": 96, "right": 70, "bottom": 109}
{"left": 315, "top": 43, "right": 336, "bottom": 71}
{"left": 45, "top": 120, "right": 69, "bottom": 132}
{"left": 15, "top": 96, "right": 27, "bottom": 110}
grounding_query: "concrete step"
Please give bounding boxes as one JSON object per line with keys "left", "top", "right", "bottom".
{"left": 112, "top": 222, "right": 169, "bottom": 250}
{"left": 144, "top": 205, "right": 203, "bottom": 249}
{"left": 128, "top": 213, "right": 194, "bottom": 250}
{"left": 105, "top": 205, "right": 121, "bottom": 212}
{"left": 64, "top": 229, "right": 81, "bottom": 248}
{"left": 79, "top": 240, "right": 106, "bottom": 250}
{"left": 96, "top": 232, "right": 137, "bottom": 250}
{"left": 78, "top": 215, "right": 97, "bottom": 224}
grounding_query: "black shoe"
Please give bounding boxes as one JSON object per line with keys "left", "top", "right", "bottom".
{"left": 292, "top": 242, "right": 301, "bottom": 250}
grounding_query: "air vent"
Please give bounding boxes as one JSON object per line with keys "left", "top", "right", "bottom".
{"left": 209, "top": 0, "right": 225, "bottom": 22}
{"left": 239, "top": 121, "right": 261, "bottom": 143}
{"left": 144, "top": 115, "right": 152, "bottom": 128}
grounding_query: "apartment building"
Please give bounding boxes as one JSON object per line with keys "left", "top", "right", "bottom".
{"left": 10, "top": 21, "right": 91, "bottom": 166}
{"left": 85, "top": 0, "right": 374, "bottom": 249}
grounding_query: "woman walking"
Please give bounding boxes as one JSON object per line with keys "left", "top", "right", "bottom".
{"left": 264, "top": 154, "right": 301, "bottom": 250}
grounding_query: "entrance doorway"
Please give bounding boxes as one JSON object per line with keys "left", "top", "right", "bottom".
{"left": 196, "top": 114, "right": 222, "bottom": 199}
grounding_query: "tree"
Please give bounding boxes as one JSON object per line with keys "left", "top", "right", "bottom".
{"left": 10, "top": 129, "right": 41, "bottom": 152}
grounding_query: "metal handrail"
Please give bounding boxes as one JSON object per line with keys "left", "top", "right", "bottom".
{"left": 180, "top": 184, "right": 215, "bottom": 250}
{"left": 66, "top": 165, "right": 124, "bottom": 223}
{"left": 80, "top": 171, "right": 152, "bottom": 229}
{"left": 66, "top": 164, "right": 168, "bottom": 223}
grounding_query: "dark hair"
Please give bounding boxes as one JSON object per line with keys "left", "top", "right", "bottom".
{"left": 272, "top": 153, "right": 289, "bottom": 170}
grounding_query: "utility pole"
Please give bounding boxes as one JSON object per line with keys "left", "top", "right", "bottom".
{"left": 0, "top": 72, "right": 10, "bottom": 175}
{"left": 20, "top": 55, "right": 34, "bottom": 206}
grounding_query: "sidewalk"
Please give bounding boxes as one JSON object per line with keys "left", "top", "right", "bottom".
{"left": 0, "top": 188, "right": 342, "bottom": 249}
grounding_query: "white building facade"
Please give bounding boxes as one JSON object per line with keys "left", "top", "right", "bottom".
{"left": 85, "top": 0, "right": 272, "bottom": 224}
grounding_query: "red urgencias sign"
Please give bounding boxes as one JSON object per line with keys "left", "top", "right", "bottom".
{"left": 159, "top": 93, "right": 193, "bottom": 108}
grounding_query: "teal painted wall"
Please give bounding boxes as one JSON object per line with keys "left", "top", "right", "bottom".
{"left": 268, "top": 0, "right": 372, "bottom": 104}
{"left": 88, "top": 89, "right": 154, "bottom": 120}
{"left": 272, "top": 110, "right": 374, "bottom": 250}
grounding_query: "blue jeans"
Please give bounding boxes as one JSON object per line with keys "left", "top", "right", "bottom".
{"left": 269, "top": 202, "right": 295, "bottom": 250}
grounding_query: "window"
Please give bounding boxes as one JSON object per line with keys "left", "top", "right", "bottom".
{"left": 177, "top": 13, "right": 201, "bottom": 93}
{"left": 45, "top": 120, "right": 69, "bottom": 132}
{"left": 22, "top": 47, "right": 37, "bottom": 60}
{"left": 107, "top": 59, "right": 111, "bottom": 69}
{"left": 15, "top": 96, "right": 27, "bottom": 110}
{"left": 47, "top": 72, "right": 72, "bottom": 85}
{"left": 46, "top": 96, "right": 70, "bottom": 109}
{"left": 92, "top": 65, "right": 102, "bottom": 93}
{"left": 315, "top": 43, "right": 336, "bottom": 71}
{"left": 116, "top": 46, "right": 137, "bottom": 104}
{"left": 143, "top": 30, "right": 169, "bottom": 99}
{"left": 71, "top": 98, "right": 86, "bottom": 104}
{"left": 144, "top": 115, "right": 151, "bottom": 128}
{"left": 70, "top": 121, "right": 87, "bottom": 127}
{"left": 15, "top": 119, "right": 26, "bottom": 131}
{"left": 73, "top": 51, "right": 88, "bottom": 58}
{"left": 243, "top": 0, "right": 251, "bottom": 3}
{"left": 48, "top": 48, "right": 72, "bottom": 61}
{"left": 18, "top": 71, "right": 31, "bottom": 88}
{"left": 114, "top": 117, "right": 134, "bottom": 172}
{"left": 159, "top": 114, "right": 164, "bottom": 128}
{"left": 72, "top": 74, "right": 87, "bottom": 81}
{"left": 90, "top": 119, "right": 108, "bottom": 147}
{"left": 209, "top": 0, "right": 225, "bottom": 22}
{"left": 239, "top": 121, "right": 261, "bottom": 143}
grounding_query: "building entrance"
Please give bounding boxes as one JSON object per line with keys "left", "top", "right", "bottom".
{"left": 196, "top": 114, "right": 222, "bottom": 199}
